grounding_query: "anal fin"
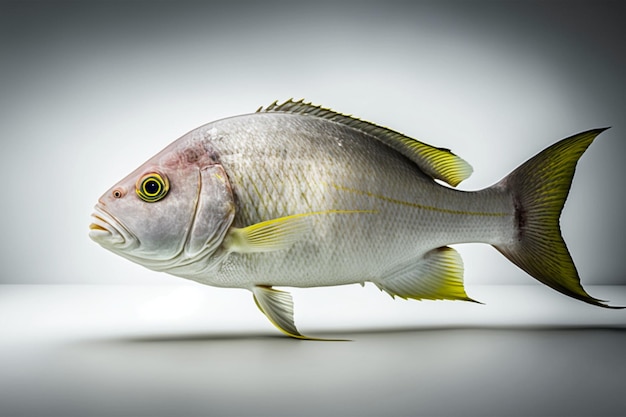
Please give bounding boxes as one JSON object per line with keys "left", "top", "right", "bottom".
{"left": 376, "top": 246, "right": 479, "bottom": 302}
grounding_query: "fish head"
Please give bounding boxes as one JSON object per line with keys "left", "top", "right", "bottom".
{"left": 89, "top": 136, "right": 235, "bottom": 273}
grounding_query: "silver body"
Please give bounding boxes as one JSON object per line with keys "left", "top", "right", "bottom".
{"left": 186, "top": 113, "right": 514, "bottom": 289}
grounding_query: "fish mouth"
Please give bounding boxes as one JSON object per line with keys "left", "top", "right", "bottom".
{"left": 89, "top": 205, "right": 136, "bottom": 249}
{"left": 89, "top": 223, "right": 107, "bottom": 232}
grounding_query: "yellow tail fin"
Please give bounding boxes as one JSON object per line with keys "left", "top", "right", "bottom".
{"left": 494, "top": 128, "right": 622, "bottom": 308}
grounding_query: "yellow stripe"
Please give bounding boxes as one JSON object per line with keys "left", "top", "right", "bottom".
{"left": 249, "top": 209, "right": 378, "bottom": 228}
{"left": 331, "top": 184, "right": 508, "bottom": 218}
{"left": 240, "top": 209, "right": 378, "bottom": 239}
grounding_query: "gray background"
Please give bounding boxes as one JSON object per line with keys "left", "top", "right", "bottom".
{"left": 1, "top": 0, "right": 625, "bottom": 286}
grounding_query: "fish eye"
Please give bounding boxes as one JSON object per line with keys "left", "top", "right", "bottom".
{"left": 136, "top": 172, "right": 169, "bottom": 203}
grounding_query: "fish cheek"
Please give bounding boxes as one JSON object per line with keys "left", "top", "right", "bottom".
{"left": 185, "top": 164, "right": 235, "bottom": 256}
{"left": 126, "top": 182, "right": 197, "bottom": 259}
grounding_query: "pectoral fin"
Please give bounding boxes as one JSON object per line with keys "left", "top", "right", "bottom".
{"left": 225, "top": 214, "right": 311, "bottom": 253}
{"left": 225, "top": 210, "right": 375, "bottom": 254}
{"left": 376, "top": 246, "right": 479, "bottom": 302}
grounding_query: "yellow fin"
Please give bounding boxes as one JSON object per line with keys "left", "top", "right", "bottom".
{"left": 225, "top": 210, "right": 376, "bottom": 253}
{"left": 224, "top": 214, "right": 311, "bottom": 253}
{"left": 495, "top": 127, "right": 622, "bottom": 308}
{"left": 253, "top": 286, "right": 305, "bottom": 338}
{"left": 376, "top": 246, "right": 478, "bottom": 302}
{"left": 252, "top": 286, "right": 347, "bottom": 341}
{"left": 258, "top": 99, "right": 472, "bottom": 186}
{"left": 396, "top": 138, "right": 473, "bottom": 187}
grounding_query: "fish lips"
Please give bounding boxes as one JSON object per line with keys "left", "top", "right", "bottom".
{"left": 89, "top": 205, "right": 136, "bottom": 250}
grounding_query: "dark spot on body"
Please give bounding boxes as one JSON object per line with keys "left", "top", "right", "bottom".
{"left": 201, "top": 141, "right": 221, "bottom": 164}
{"left": 184, "top": 148, "right": 200, "bottom": 163}
{"left": 208, "top": 150, "right": 219, "bottom": 163}
{"left": 183, "top": 144, "right": 220, "bottom": 166}
{"left": 514, "top": 195, "right": 526, "bottom": 241}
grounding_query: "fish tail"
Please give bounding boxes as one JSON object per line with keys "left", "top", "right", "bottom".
{"left": 494, "top": 128, "right": 621, "bottom": 308}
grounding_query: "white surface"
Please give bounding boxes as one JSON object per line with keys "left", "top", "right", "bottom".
{"left": 1, "top": 284, "right": 625, "bottom": 416}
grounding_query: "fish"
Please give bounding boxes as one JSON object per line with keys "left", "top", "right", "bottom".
{"left": 89, "top": 99, "right": 621, "bottom": 339}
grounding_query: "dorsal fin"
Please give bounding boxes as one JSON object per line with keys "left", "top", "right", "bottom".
{"left": 257, "top": 99, "right": 473, "bottom": 186}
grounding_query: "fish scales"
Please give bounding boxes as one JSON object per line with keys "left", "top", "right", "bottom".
{"left": 204, "top": 113, "right": 514, "bottom": 288}
{"left": 89, "top": 100, "right": 620, "bottom": 339}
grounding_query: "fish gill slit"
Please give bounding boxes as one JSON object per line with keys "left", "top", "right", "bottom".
{"left": 180, "top": 170, "right": 204, "bottom": 259}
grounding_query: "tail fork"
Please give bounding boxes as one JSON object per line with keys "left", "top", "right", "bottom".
{"left": 494, "top": 128, "right": 621, "bottom": 308}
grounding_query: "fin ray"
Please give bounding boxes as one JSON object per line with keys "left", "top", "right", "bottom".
{"left": 495, "top": 128, "right": 622, "bottom": 308}
{"left": 377, "top": 246, "right": 478, "bottom": 302}
{"left": 258, "top": 99, "right": 472, "bottom": 186}
{"left": 252, "top": 286, "right": 305, "bottom": 338}
{"left": 252, "top": 286, "right": 347, "bottom": 340}
{"left": 225, "top": 210, "right": 376, "bottom": 253}
{"left": 225, "top": 214, "right": 310, "bottom": 253}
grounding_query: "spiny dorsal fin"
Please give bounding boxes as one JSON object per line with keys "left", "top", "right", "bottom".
{"left": 257, "top": 99, "right": 473, "bottom": 187}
